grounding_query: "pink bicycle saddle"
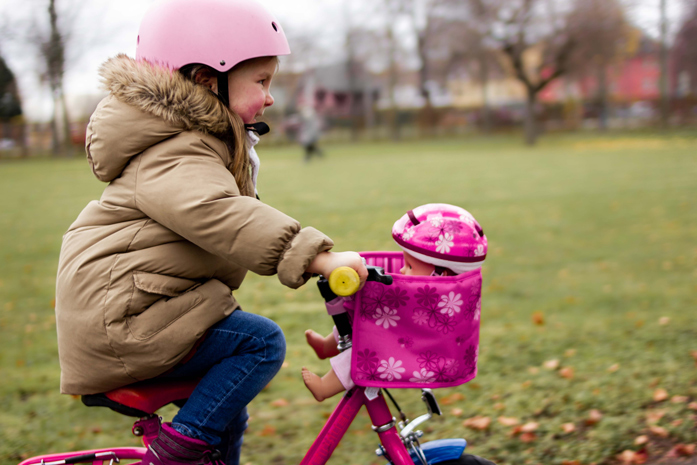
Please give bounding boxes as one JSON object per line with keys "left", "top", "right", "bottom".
{"left": 82, "top": 378, "right": 200, "bottom": 417}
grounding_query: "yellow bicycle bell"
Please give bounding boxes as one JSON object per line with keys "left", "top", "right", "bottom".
{"left": 328, "top": 266, "right": 361, "bottom": 297}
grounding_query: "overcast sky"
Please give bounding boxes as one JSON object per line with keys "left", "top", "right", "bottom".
{"left": 0, "top": 0, "right": 687, "bottom": 122}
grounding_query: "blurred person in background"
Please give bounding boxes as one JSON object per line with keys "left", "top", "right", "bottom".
{"left": 298, "top": 105, "right": 324, "bottom": 162}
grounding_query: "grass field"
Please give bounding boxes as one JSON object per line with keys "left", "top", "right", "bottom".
{"left": 0, "top": 132, "right": 696, "bottom": 465}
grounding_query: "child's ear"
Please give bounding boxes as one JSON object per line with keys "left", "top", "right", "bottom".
{"left": 194, "top": 68, "right": 218, "bottom": 92}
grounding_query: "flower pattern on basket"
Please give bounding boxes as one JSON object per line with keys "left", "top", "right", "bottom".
{"left": 377, "top": 357, "right": 405, "bottom": 381}
{"left": 351, "top": 252, "right": 483, "bottom": 389}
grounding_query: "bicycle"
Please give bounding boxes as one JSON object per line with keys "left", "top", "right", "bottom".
{"left": 19, "top": 251, "right": 494, "bottom": 465}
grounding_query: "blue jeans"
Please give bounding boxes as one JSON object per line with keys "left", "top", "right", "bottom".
{"left": 162, "top": 309, "right": 286, "bottom": 465}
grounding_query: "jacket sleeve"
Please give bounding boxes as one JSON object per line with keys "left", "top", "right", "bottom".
{"left": 134, "top": 132, "right": 333, "bottom": 288}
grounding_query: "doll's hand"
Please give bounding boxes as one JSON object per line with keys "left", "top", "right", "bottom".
{"left": 307, "top": 251, "right": 368, "bottom": 287}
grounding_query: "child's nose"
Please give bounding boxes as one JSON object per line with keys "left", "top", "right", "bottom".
{"left": 399, "top": 265, "right": 406, "bottom": 275}
{"left": 265, "top": 91, "right": 274, "bottom": 107}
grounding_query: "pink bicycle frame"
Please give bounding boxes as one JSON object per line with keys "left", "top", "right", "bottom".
{"left": 19, "top": 387, "right": 411, "bottom": 465}
{"left": 301, "top": 386, "right": 412, "bottom": 465}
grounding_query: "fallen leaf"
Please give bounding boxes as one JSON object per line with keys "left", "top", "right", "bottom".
{"left": 564, "top": 349, "right": 577, "bottom": 357}
{"left": 635, "top": 320, "right": 645, "bottom": 328}
{"left": 691, "top": 350, "right": 697, "bottom": 362}
{"left": 451, "top": 408, "right": 464, "bottom": 417}
{"left": 463, "top": 416, "right": 491, "bottom": 431}
{"left": 520, "top": 421, "right": 539, "bottom": 433}
{"left": 634, "top": 435, "right": 649, "bottom": 445}
{"left": 648, "top": 425, "right": 669, "bottom": 438}
{"left": 688, "top": 402, "right": 697, "bottom": 410}
{"left": 493, "top": 402, "right": 506, "bottom": 411}
{"left": 561, "top": 423, "right": 576, "bottom": 433}
{"left": 270, "top": 398, "right": 289, "bottom": 407}
{"left": 521, "top": 380, "right": 532, "bottom": 388}
{"left": 561, "top": 461, "right": 581, "bottom": 465}
{"left": 559, "top": 367, "right": 575, "bottom": 379}
{"left": 585, "top": 409, "right": 603, "bottom": 426}
{"left": 653, "top": 388, "right": 669, "bottom": 402}
{"left": 519, "top": 432, "right": 537, "bottom": 443}
{"left": 671, "top": 419, "right": 683, "bottom": 427}
{"left": 658, "top": 317, "right": 670, "bottom": 325}
{"left": 440, "top": 392, "right": 465, "bottom": 405}
{"left": 497, "top": 416, "right": 519, "bottom": 426}
{"left": 671, "top": 395, "right": 688, "bottom": 403}
{"left": 646, "top": 410, "right": 666, "bottom": 424}
{"left": 527, "top": 366, "right": 540, "bottom": 375}
{"left": 532, "top": 311, "right": 545, "bottom": 325}
{"left": 91, "top": 427, "right": 102, "bottom": 434}
{"left": 607, "top": 363, "right": 620, "bottom": 373}
{"left": 258, "top": 424, "right": 276, "bottom": 436}
{"left": 543, "top": 359, "right": 560, "bottom": 370}
{"left": 617, "top": 449, "right": 648, "bottom": 464}
{"left": 666, "top": 444, "right": 696, "bottom": 458}
{"left": 281, "top": 361, "right": 289, "bottom": 369}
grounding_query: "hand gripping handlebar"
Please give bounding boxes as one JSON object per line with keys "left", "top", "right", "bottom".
{"left": 317, "top": 265, "right": 393, "bottom": 302}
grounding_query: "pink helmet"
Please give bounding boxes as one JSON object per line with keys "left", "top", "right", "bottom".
{"left": 392, "top": 203, "right": 487, "bottom": 274}
{"left": 135, "top": 0, "right": 291, "bottom": 72}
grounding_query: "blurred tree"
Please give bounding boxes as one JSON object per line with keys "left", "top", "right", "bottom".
{"left": 566, "top": 0, "right": 631, "bottom": 131}
{"left": 35, "top": 0, "right": 72, "bottom": 155}
{"left": 672, "top": 0, "right": 697, "bottom": 97}
{"left": 0, "top": 55, "right": 23, "bottom": 121}
{"left": 659, "top": 0, "right": 669, "bottom": 127}
{"left": 493, "top": 0, "right": 576, "bottom": 145}
{"left": 427, "top": 0, "right": 503, "bottom": 132}
{"left": 442, "top": 0, "right": 634, "bottom": 145}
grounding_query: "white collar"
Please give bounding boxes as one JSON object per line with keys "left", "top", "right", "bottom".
{"left": 247, "top": 130, "right": 261, "bottom": 193}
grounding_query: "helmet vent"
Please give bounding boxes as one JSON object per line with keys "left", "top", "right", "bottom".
{"left": 220, "top": 60, "right": 226, "bottom": 66}
{"left": 137, "top": 35, "right": 140, "bottom": 45}
{"left": 271, "top": 22, "right": 278, "bottom": 32}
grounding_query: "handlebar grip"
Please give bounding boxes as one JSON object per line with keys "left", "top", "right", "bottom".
{"left": 328, "top": 266, "right": 361, "bottom": 297}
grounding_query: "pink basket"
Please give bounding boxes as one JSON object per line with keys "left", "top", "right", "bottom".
{"left": 350, "top": 251, "right": 481, "bottom": 389}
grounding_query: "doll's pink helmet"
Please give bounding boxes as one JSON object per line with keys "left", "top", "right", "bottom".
{"left": 392, "top": 203, "right": 487, "bottom": 274}
{"left": 135, "top": 0, "right": 290, "bottom": 72}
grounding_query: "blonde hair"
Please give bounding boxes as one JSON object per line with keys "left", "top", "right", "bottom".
{"left": 179, "top": 63, "right": 254, "bottom": 198}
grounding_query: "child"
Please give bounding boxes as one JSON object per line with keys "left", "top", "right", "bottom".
{"left": 302, "top": 203, "right": 487, "bottom": 401}
{"left": 54, "top": 1, "right": 367, "bottom": 464}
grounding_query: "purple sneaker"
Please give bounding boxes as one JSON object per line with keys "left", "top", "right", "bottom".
{"left": 142, "top": 423, "right": 222, "bottom": 465}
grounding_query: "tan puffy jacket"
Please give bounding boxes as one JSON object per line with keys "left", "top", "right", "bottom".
{"left": 55, "top": 55, "right": 333, "bottom": 395}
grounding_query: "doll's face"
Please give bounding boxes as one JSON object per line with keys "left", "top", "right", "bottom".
{"left": 400, "top": 252, "right": 435, "bottom": 276}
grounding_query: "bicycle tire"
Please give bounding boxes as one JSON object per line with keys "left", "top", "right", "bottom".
{"left": 435, "top": 453, "right": 497, "bottom": 465}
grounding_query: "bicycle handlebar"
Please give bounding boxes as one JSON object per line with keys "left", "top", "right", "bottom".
{"left": 318, "top": 265, "right": 393, "bottom": 302}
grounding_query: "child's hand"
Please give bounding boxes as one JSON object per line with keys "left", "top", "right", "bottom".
{"left": 307, "top": 251, "right": 368, "bottom": 288}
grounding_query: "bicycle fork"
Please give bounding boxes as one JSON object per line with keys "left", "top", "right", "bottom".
{"left": 300, "top": 387, "right": 413, "bottom": 465}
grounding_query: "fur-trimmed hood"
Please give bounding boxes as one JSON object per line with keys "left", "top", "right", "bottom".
{"left": 86, "top": 54, "right": 231, "bottom": 182}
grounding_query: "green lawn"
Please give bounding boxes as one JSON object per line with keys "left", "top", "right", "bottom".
{"left": 1, "top": 132, "right": 696, "bottom": 465}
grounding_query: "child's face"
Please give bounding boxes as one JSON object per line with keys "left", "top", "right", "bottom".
{"left": 227, "top": 57, "right": 277, "bottom": 124}
{"left": 400, "top": 252, "right": 435, "bottom": 276}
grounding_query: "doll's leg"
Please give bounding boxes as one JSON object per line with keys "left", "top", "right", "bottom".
{"left": 302, "top": 367, "right": 345, "bottom": 402}
{"left": 305, "top": 328, "right": 340, "bottom": 359}
{"left": 301, "top": 349, "right": 354, "bottom": 402}
{"left": 160, "top": 309, "right": 285, "bottom": 464}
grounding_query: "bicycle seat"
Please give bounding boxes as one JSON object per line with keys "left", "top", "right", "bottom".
{"left": 81, "top": 378, "right": 200, "bottom": 417}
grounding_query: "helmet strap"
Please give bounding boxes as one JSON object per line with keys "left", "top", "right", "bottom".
{"left": 407, "top": 210, "right": 421, "bottom": 226}
{"left": 216, "top": 72, "right": 230, "bottom": 108}
{"left": 245, "top": 122, "right": 270, "bottom": 136}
